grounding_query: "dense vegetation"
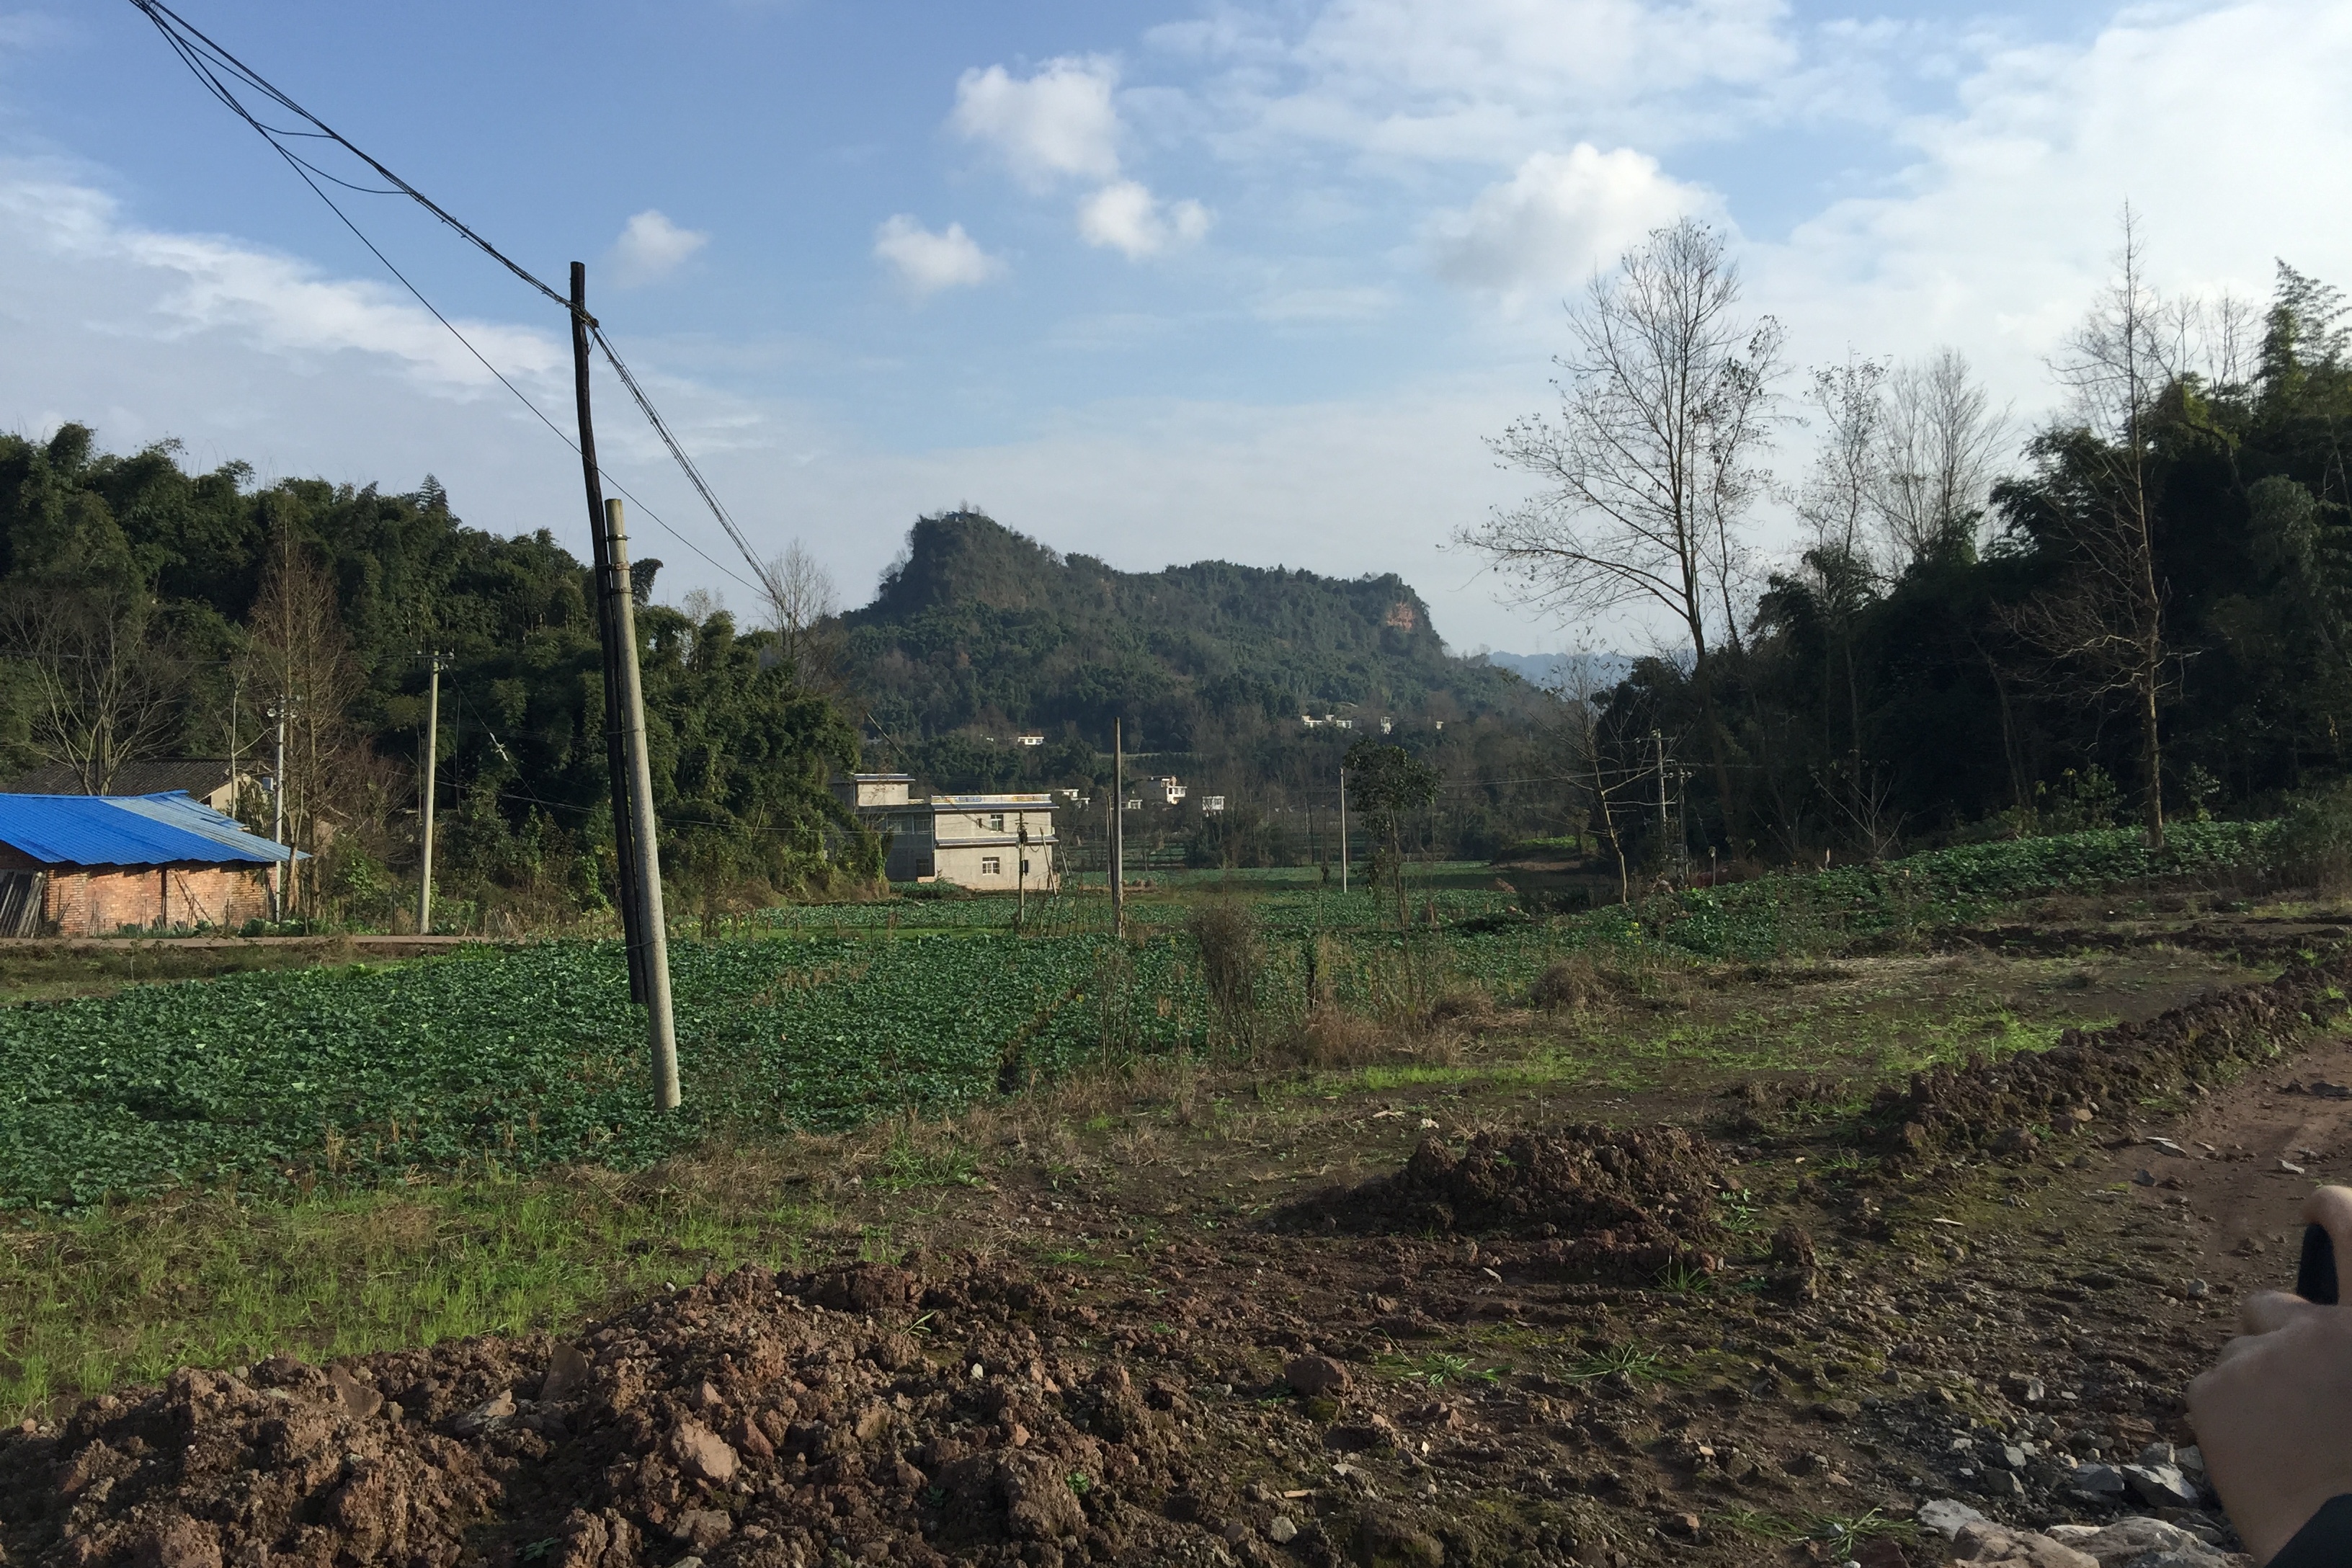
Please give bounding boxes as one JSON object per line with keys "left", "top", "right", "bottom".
{"left": 1588, "top": 264, "right": 2352, "bottom": 867}
{"left": 0, "top": 432, "right": 874, "bottom": 927}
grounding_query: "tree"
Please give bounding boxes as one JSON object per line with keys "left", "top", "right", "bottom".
{"left": 1871, "top": 349, "right": 2009, "bottom": 573}
{"left": 759, "top": 540, "right": 842, "bottom": 689}
{"left": 1462, "top": 217, "right": 1783, "bottom": 837}
{"left": 1343, "top": 739, "right": 1438, "bottom": 930}
{"left": 1787, "top": 355, "right": 1894, "bottom": 849}
{"left": 244, "top": 512, "right": 362, "bottom": 912}
{"left": 0, "top": 581, "right": 184, "bottom": 793}
{"left": 2004, "top": 210, "right": 2177, "bottom": 847}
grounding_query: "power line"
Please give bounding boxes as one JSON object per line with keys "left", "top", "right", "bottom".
{"left": 127, "top": 0, "right": 768, "bottom": 600}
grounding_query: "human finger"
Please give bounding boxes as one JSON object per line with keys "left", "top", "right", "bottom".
{"left": 2241, "top": 1288, "right": 2317, "bottom": 1335}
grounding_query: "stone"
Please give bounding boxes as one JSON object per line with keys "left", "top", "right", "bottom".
{"left": 326, "top": 1365, "right": 383, "bottom": 1422}
{"left": 1948, "top": 1520, "right": 2099, "bottom": 1567}
{"left": 451, "top": 1391, "right": 515, "bottom": 1436}
{"left": 2069, "top": 1463, "right": 2127, "bottom": 1497}
{"left": 1919, "top": 1499, "right": 1990, "bottom": 1538}
{"left": 2174, "top": 1445, "right": 2205, "bottom": 1476}
{"left": 670, "top": 1420, "right": 739, "bottom": 1485}
{"left": 1284, "top": 1355, "right": 1351, "bottom": 1396}
{"left": 2121, "top": 1463, "right": 2199, "bottom": 1508}
{"left": 669, "top": 1510, "right": 732, "bottom": 1551}
{"left": 540, "top": 1342, "right": 592, "bottom": 1403}
{"left": 1268, "top": 1516, "right": 1298, "bottom": 1545}
{"left": 2044, "top": 1516, "right": 2229, "bottom": 1566}
{"left": 2134, "top": 1443, "right": 2175, "bottom": 1468}
{"left": 2003, "top": 1446, "right": 2028, "bottom": 1471}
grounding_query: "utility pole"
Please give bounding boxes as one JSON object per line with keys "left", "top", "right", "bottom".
{"left": 1652, "top": 730, "right": 1671, "bottom": 881}
{"left": 571, "top": 262, "right": 647, "bottom": 1007}
{"left": 1016, "top": 816, "right": 1028, "bottom": 927}
{"left": 416, "top": 652, "right": 440, "bottom": 935}
{"left": 571, "top": 262, "right": 675, "bottom": 1109}
{"left": 1338, "top": 767, "right": 1349, "bottom": 894}
{"left": 270, "top": 700, "right": 288, "bottom": 921}
{"left": 604, "top": 499, "right": 681, "bottom": 1110}
{"left": 1111, "top": 718, "right": 1125, "bottom": 937}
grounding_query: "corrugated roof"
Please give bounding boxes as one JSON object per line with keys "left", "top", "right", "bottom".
{"left": 0, "top": 793, "right": 295, "bottom": 868}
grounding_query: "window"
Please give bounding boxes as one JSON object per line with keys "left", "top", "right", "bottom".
{"left": 981, "top": 856, "right": 1001, "bottom": 876}
{"left": 989, "top": 813, "right": 1005, "bottom": 832}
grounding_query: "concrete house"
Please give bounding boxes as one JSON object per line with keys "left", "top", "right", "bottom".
{"left": 0, "top": 791, "right": 297, "bottom": 935}
{"left": 834, "top": 774, "right": 1059, "bottom": 890}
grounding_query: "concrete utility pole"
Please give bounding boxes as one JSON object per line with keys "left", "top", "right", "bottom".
{"left": 270, "top": 700, "right": 288, "bottom": 920}
{"left": 416, "top": 652, "right": 440, "bottom": 935}
{"left": 604, "top": 499, "right": 680, "bottom": 1110}
{"left": 1338, "top": 767, "right": 1349, "bottom": 894}
{"left": 1016, "top": 816, "right": 1028, "bottom": 927}
{"left": 1111, "top": 718, "right": 1125, "bottom": 937}
{"left": 1652, "top": 730, "right": 1670, "bottom": 876}
{"left": 570, "top": 262, "right": 647, "bottom": 1007}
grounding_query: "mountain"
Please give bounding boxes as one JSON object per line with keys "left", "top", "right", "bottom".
{"left": 839, "top": 511, "right": 1529, "bottom": 752}
{"left": 1478, "top": 651, "right": 1636, "bottom": 693}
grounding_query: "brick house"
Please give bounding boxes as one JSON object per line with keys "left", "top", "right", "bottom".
{"left": 0, "top": 792, "right": 298, "bottom": 936}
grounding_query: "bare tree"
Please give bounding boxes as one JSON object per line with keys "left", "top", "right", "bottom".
{"left": 1871, "top": 348, "right": 2010, "bottom": 572}
{"left": 1790, "top": 355, "right": 1889, "bottom": 845}
{"left": 759, "top": 540, "right": 842, "bottom": 686}
{"left": 1462, "top": 217, "right": 1783, "bottom": 827}
{"left": 244, "top": 520, "right": 363, "bottom": 910}
{"left": 0, "top": 582, "right": 184, "bottom": 793}
{"left": 2007, "top": 209, "right": 2175, "bottom": 847}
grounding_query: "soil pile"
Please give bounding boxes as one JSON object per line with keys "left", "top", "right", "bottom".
{"left": 1866, "top": 948, "right": 2352, "bottom": 1170}
{"left": 0, "top": 1261, "right": 1276, "bottom": 1568}
{"left": 1292, "top": 1124, "right": 1728, "bottom": 1281}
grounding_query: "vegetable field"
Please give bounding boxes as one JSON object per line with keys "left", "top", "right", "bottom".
{"left": 0, "top": 823, "right": 2281, "bottom": 1212}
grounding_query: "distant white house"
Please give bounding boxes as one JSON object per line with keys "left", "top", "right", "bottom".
{"left": 833, "top": 773, "right": 1058, "bottom": 888}
{"left": 1200, "top": 795, "right": 1226, "bottom": 814}
{"left": 1015, "top": 734, "right": 1045, "bottom": 747}
{"left": 1379, "top": 718, "right": 1394, "bottom": 734}
{"left": 1155, "top": 775, "right": 1187, "bottom": 806}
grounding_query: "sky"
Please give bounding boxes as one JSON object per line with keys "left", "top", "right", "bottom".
{"left": 0, "top": 0, "right": 2345, "bottom": 655}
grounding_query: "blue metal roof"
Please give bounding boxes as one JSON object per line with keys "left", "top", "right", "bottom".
{"left": 0, "top": 792, "right": 295, "bottom": 867}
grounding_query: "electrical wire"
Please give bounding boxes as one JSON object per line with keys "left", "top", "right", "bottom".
{"left": 127, "top": 0, "right": 767, "bottom": 599}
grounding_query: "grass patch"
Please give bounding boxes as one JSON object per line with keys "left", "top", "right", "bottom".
{"left": 0, "top": 1154, "right": 832, "bottom": 1422}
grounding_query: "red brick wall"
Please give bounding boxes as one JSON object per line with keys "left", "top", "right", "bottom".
{"left": 42, "top": 865, "right": 272, "bottom": 935}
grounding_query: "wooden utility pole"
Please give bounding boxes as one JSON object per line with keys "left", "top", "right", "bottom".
{"left": 1111, "top": 718, "right": 1125, "bottom": 936}
{"left": 416, "top": 652, "right": 440, "bottom": 935}
{"left": 1337, "top": 767, "right": 1349, "bottom": 894}
{"left": 604, "top": 498, "right": 680, "bottom": 1110}
{"left": 571, "top": 262, "right": 647, "bottom": 1006}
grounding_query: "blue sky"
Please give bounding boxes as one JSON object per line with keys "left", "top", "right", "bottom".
{"left": 0, "top": 0, "right": 2343, "bottom": 651}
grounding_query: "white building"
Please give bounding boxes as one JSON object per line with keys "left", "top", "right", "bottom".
{"left": 1155, "top": 775, "right": 1188, "bottom": 806}
{"left": 833, "top": 774, "right": 1059, "bottom": 889}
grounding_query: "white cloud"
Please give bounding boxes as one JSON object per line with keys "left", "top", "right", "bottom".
{"left": 1751, "top": 0, "right": 2352, "bottom": 414}
{"left": 950, "top": 55, "right": 1123, "bottom": 189}
{"left": 1167, "top": 0, "right": 1805, "bottom": 168}
{"left": 1076, "top": 181, "right": 1211, "bottom": 260}
{"left": 0, "top": 164, "right": 563, "bottom": 395}
{"left": 607, "top": 210, "right": 708, "bottom": 287}
{"left": 1427, "top": 145, "right": 1713, "bottom": 307}
{"left": 871, "top": 214, "right": 1005, "bottom": 297}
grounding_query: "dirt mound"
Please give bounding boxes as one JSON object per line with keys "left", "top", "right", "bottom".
{"left": 0, "top": 1260, "right": 1287, "bottom": 1568}
{"left": 1866, "top": 948, "right": 2352, "bottom": 1170}
{"left": 1285, "top": 1123, "right": 1728, "bottom": 1282}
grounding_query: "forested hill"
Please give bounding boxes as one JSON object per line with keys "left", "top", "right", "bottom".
{"left": 840, "top": 510, "right": 1525, "bottom": 749}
